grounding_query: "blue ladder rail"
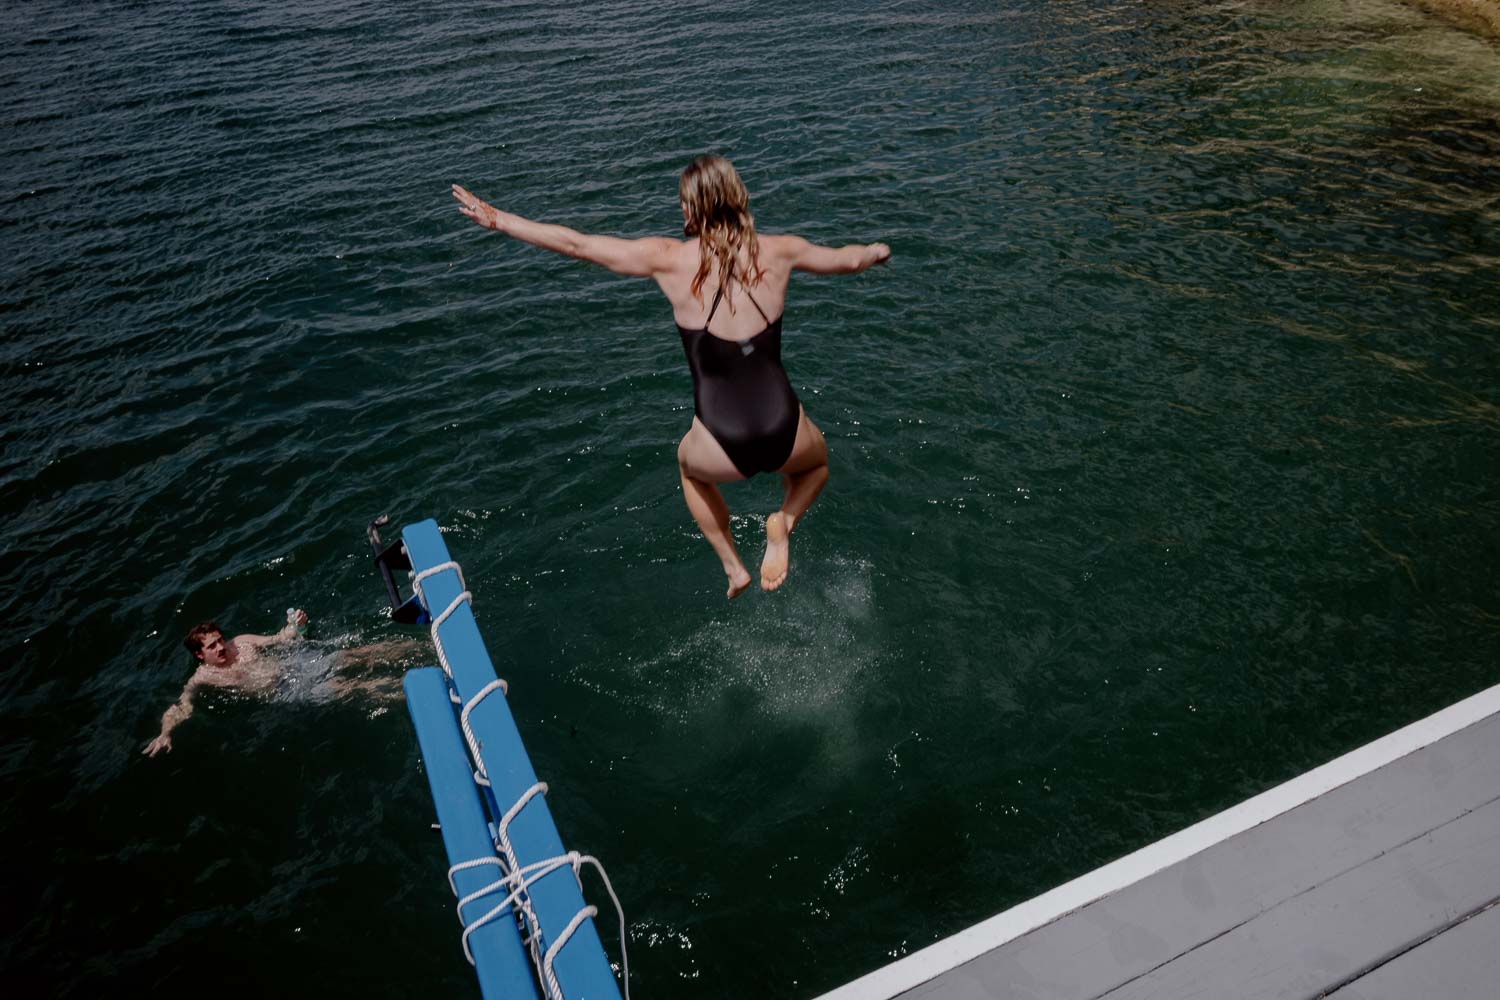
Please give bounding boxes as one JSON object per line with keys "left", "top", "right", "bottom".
{"left": 400, "top": 518, "right": 622, "bottom": 1000}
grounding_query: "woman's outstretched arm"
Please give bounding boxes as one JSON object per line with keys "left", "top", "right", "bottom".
{"left": 453, "top": 184, "right": 675, "bottom": 277}
{"left": 784, "top": 235, "right": 891, "bottom": 275}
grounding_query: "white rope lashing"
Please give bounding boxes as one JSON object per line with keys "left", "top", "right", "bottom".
{"left": 429, "top": 589, "right": 474, "bottom": 679}
{"left": 460, "top": 679, "right": 510, "bottom": 762}
{"left": 413, "top": 560, "right": 467, "bottom": 598}
{"left": 449, "top": 782, "right": 550, "bottom": 982}
{"left": 543, "top": 905, "right": 598, "bottom": 998}
{"left": 414, "top": 555, "right": 629, "bottom": 999}
{"left": 431, "top": 588, "right": 472, "bottom": 634}
{"left": 448, "top": 855, "right": 503, "bottom": 894}
{"left": 410, "top": 559, "right": 477, "bottom": 687}
{"left": 448, "top": 849, "right": 631, "bottom": 1000}
{"left": 456, "top": 853, "right": 575, "bottom": 963}
{"left": 410, "top": 558, "right": 508, "bottom": 782}
{"left": 550, "top": 854, "right": 631, "bottom": 1000}
{"left": 494, "top": 782, "right": 550, "bottom": 979}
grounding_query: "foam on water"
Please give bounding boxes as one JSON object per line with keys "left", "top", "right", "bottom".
{"left": 573, "top": 555, "right": 881, "bottom": 732}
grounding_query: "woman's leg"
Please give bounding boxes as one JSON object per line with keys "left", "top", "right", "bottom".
{"left": 677, "top": 418, "right": 753, "bottom": 598}
{"left": 762, "top": 409, "right": 829, "bottom": 591}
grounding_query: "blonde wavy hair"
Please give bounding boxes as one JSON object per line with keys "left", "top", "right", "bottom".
{"left": 680, "top": 155, "right": 764, "bottom": 302}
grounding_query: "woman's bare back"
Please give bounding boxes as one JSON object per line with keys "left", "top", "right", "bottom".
{"left": 657, "top": 236, "right": 797, "bottom": 338}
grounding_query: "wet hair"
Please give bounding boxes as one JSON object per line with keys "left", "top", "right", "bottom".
{"left": 679, "top": 154, "right": 764, "bottom": 303}
{"left": 183, "top": 621, "right": 224, "bottom": 658}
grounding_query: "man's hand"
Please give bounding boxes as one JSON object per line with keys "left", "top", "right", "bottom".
{"left": 276, "top": 608, "right": 309, "bottom": 641}
{"left": 143, "top": 734, "right": 172, "bottom": 757}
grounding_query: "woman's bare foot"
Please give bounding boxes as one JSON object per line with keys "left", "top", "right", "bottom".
{"left": 761, "top": 512, "right": 790, "bottom": 591}
{"left": 727, "top": 565, "right": 753, "bottom": 599}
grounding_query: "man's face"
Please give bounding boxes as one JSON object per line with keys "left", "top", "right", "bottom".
{"left": 195, "top": 631, "right": 238, "bottom": 668}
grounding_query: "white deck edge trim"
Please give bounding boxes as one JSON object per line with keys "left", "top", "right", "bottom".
{"left": 813, "top": 681, "right": 1500, "bottom": 1000}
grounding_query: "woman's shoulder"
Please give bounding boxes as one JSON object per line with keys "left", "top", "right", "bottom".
{"left": 756, "top": 232, "right": 807, "bottom": 260}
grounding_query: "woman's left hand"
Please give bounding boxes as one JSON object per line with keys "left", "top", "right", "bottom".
{"left": 452, "top": 184, "right": 498, "bottom": 230}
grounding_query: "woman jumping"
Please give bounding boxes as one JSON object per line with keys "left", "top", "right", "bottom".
{"left": 452, "top": 155, "right": 889, "bottom": 598}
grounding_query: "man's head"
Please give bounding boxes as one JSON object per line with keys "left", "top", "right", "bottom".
{"left": 183, "top": 622, "right": 238, "bottom": 667}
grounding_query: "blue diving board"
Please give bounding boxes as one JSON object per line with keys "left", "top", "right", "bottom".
{"left": 406, "top": 667, "right": 538, "bottom": 999}
{"left": 400, "top": 518, "right": 622, "bottom": 1000}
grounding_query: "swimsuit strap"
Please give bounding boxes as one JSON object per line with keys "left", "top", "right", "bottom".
{"left": 743, "top": 286, "right": 771, "bottom": 324}
{"left": 702, "top": 261, "right": 771, "bottom": 329}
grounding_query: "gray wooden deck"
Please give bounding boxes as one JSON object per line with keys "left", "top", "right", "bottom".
{"left": 817, "top": 684, "right": 1500, "bottom": 1000}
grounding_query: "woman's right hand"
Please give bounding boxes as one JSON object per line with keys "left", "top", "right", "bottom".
{"left": 452, "top": 184, "right": 500, "bottom": 231}
{"left": 868, "top": 243, "right": 891, "bottom": 267}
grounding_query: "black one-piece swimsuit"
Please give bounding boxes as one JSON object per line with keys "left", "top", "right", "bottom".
{"left": 676, "top": 283, "right": 801, "bottom": 478}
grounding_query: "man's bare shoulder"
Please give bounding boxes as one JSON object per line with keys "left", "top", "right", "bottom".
{"left": 233, "top": 630, "right": 277, "bottom": 646}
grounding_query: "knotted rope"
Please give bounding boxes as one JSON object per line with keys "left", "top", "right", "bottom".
{"left": 415, "top": 555, "right": 629, "bottom": 1000}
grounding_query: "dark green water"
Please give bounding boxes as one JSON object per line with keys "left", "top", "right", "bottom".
{"left": 3, "top": 0, "right": 1498, "bottom": 996}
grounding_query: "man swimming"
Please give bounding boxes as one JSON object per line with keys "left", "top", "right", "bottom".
{"left": 142, "top": 612, "right": 412, "bottom": 756}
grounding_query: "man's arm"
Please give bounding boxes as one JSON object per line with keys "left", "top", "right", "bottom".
{"left": 232, "top": 633, "right": 276, "bottom": 652}
{"left": 236, "top": 608, "right": 308, "bottom": 651}
{"left": 143, "top": 678, "right": 200, "bottom": 757}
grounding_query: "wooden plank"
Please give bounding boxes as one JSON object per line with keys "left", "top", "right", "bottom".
{"left": 1101, "top": 796, "right": 1500, "bottom": 999}
{"left": 1325, "top": 903, "right": 1500, "bottom": 1000}
{"left": 903, "top": 712, "right": 1500, "bottom": 1000}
